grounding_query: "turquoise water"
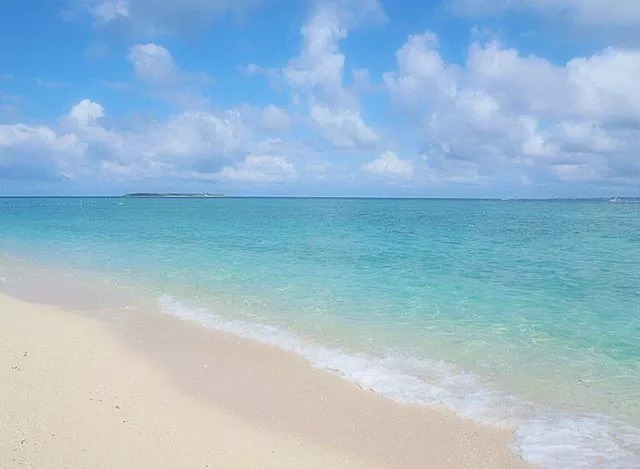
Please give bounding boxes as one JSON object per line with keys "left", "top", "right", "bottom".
{"left": 1, "top": 197, "right": 639, "bottom": 467}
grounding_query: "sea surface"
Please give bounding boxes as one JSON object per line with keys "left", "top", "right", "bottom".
{"left": 1, "top": 197, "right": 639, "bottom": 467}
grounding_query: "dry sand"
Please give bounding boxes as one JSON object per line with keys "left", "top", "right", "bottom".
{"left": 0, "top": 292, "right": 532, "bottom": 468}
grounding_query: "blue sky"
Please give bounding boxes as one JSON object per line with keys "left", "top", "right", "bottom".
{"left": 1, "top": 0, "right": 639, "bottom": 197}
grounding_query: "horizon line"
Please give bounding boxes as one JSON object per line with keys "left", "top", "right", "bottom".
{"left": 1, "top": 195, "right": 638, "bottom": 201}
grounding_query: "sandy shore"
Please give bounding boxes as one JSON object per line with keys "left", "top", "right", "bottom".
{"left": 0, "top": 292, "right": 531, "bottom": 468}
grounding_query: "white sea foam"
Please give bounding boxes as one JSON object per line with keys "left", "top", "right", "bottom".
{"left": 158, "top": 294, "right": 640, "bottom": 468}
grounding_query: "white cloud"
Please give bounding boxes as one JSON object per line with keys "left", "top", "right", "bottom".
{"left": 384, "top": 31, "right": 640, "bottom": 187}
{"left": 465, "top": 42, "right": 640, "bottom": 120}
{"left": 567, "top": 48, "right": 640, "bottom": 120}
{"left": 128, "top": 43, "right": 177, "bottom": 85}
{"left": 1, "top": 100, "right": 265, "bottom": 183}
{"left": 558, "top": 121, "right": 619, "bottom": 153}
{"left": 310, "top": 104, "right": 378, "bottom": 149}
{"left": 0, "top": 124, "right": 82, "bottom": 153}
{"left": 126, "top": 43, "right": 211, "bottom": 108}
{"left": 384, "top": 31, "right": 457, "bottom": 110}
{"left": 282, "top": 0, "right": 383, "bottom": 101}
{"left": 275, "top": 0, "right": 382, "bottom": 150}
{"left": 259, "top": 105, "right": 291, "bottom": 132}
{"left": 64, "top": 100, "right": 124, "bottom": 155}
{"left": 138, "top": 110, "right": 246, "bottom": 161}
{"left": 69, "top": 99, "right": 105, "bottom": 126}
{"left": 234, "top": 104, "right": 293, "bottom": 134}
{"left": 0, "top": 96, "right": 330, "bottom": 188}
{"left": 0, "top": 123, "right": 86, "bottom": 179}
{"left": 219, "top": 155, "right": 296, "bottom": 182}
{"left": 466, "top": 41, "right": 568, "bottom": 117}
{"left": 363, "top": 150, "right": 413, "bottom": 178}
{"left": 284, "top": 2, "right": 348, "bottom": 105}
{"left": 92, "top": 0, "right": 130, "bottom": 23}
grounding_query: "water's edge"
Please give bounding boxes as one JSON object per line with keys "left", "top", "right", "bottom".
{"left": 156, "top": 293, "right": 640, "bottom": 468}
{"left": 1, "top": 250, "right": 639, "bottom": 468}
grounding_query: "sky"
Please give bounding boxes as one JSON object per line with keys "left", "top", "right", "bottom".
{"left": 1, "top": 0, "right": 639, "bottom": 197}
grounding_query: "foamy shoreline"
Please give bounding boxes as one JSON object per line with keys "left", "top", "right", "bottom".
{"left": 0, "top": 290, "right": 529, "bottom": 468}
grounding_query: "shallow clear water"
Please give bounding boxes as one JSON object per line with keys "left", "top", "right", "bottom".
{"left": 1, "top": 197, "right": 639, "bottom": 467}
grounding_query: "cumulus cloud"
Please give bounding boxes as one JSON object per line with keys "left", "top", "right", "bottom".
{"left": 138, "top": 110, "right": 246, "bottom": 162}
{"left": 384, "top": 31, "right": 640, "bottom": 188}
{"left": 0, "top": 124, "right": 85, "bottom": 179}
{"left": 68, "top": 99, "right": 105, "bottom": 126}
{"left": 277, "top": 0, "right": 382, "bottom": 150}
{"left": 310, "top": 104, "right": 378, "bottom": 149}
{"left": 0, "top": 124, "right": 79, "bottom": 151}
{"left": 219, "top": 155, "right": 296, "bottom": 182}
{"left": 259, "top": 105, "right": 291, "bottom": 132}
{"left": 64, "top": 100, "right": 124, "bottom": 157}
{"left": 284, "top": 2, "right": 349, "bottom": 105}
{"left": 92, "top": 0, "right": 130, "bottom": 23}
{"left": 566, "top": 48, "right": 640, "bottom": 120}
{"left": 363, "top": 150, "right": 413, "bottom": 178}
{"left": 128, "top": 43, "right": 178, "bottom": 85}
{"left": 126, "top": 43, "right": 210, "bottom": 108}
{"left": 284, "top": 0, "right": 384, "bottom": 102}
{"left": 558, "top": 121, "right": 620, "bottom": 153}
{"left": 0, "top": 100, "right": 274, "bottom": 183}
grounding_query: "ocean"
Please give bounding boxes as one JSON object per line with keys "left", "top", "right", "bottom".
{"left": 1, "top": 197, "right": 639, "bottom": 467}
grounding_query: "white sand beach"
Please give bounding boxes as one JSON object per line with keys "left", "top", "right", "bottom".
{"left": 0, "top": 291, "right": 531, "bottom": 468}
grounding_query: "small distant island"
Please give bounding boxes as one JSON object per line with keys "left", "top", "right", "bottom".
{"left": 123, "top": 193, "right": 225, "bottom": 198}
